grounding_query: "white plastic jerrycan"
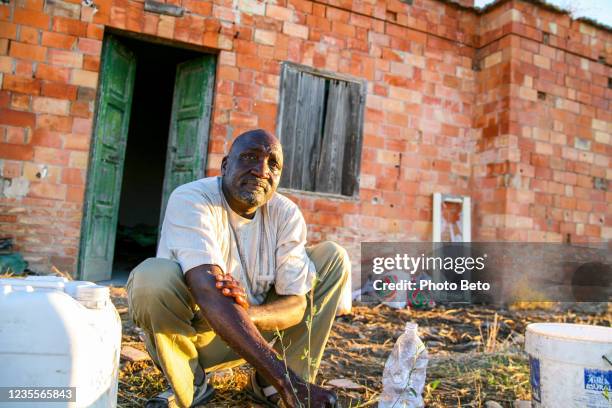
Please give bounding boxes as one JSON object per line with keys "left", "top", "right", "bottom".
{"left": 0, "top": 276, "right": 122, "bottom": 407}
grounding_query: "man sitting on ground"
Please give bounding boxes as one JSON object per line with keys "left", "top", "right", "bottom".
{"left": 127, "top": 129, "right": 349, "bottom": 407}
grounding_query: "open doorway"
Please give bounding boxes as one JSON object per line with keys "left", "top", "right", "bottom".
{"left": 78, "top": 34, "right": 216, "bottom": 284}
{"left": 107, "top": 37, "right": 204, "bottom": 284}
{"left": 80, "top": 33, "right": 215, "bottom": 283}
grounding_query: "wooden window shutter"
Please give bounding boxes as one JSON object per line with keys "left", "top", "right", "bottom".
{"left": 278, "top": 65, "right": 300, "bottom": 190}
{"left": 279, "top": 67, "right": 326, "bottom": 191}
{"left": 317, "top": 79, "right": 349, "bottom": 194}
{"left": 277, "top": 63, "right": 365, "bottom": 197}
{"left": 341, "top": 81, "right": 364, "bottom": 196}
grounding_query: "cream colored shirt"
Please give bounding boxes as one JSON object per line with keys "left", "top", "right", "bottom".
{"left": 157, "top": 176, "right": 315, "bottom": 305}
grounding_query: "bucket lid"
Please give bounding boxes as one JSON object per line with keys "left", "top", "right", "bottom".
{"left": 526, "top": 323, "right": 612, "bottom": 344}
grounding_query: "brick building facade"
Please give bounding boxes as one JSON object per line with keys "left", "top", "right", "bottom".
{"left": 0, "top": 0, "right": 609, "bottom": 280}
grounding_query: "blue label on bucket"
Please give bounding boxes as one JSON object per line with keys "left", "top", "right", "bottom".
{"left": 530, "top": 356, "right": 541, "bottom": 402}
{"left": 584, "top": 369, "right": 612, "bottom": 392}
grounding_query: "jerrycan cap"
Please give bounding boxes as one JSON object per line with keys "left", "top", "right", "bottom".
{"left": 75, "top": 284, "right": 110, "bottom": 309}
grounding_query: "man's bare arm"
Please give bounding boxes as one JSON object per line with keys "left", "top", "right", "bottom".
{"left": 249, "top": 293, "right": 306, "bottom": 331}
{"left": 185, "top": 264, "right": 336, "bottom": 407}
{"left": 213, "top": 273, "right": 307, "bottom": 332}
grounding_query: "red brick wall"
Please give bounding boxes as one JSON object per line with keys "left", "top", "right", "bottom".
{"left": 0, "top": 0, "right": 609, "bottom": 277}
{"left": 472, "top": 1, "right": 611, "bottom": 244}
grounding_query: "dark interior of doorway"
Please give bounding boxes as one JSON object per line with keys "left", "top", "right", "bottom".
{"left": 110, "top": 36, "right": 202, "bottom": 284}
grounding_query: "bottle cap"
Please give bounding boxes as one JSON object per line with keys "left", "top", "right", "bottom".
{"left": 75, "top": 284, "right": 110, "bottom": 309}
{"left": 405, "top": 322, "right": 418, "bottom": 332}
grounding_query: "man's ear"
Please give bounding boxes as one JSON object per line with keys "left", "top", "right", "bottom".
{"left": 221, "top": 156, "right": 228, "bottom": 175}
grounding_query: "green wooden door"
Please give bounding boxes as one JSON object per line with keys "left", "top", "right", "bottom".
{"left": 79, "top": 36, "right": 136, "bottom": 281}
{"left": 159, "top": 55, "right": 216, "bottom": 224}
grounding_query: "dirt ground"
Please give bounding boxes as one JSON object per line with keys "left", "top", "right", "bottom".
{"left": 111, "top": 287, "right": 611, "bottom": 407}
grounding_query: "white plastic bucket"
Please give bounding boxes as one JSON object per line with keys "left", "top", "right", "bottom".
{"left": 525, "top": 323, "right": 612, "bottom": 408}
{"left": 0, "top": 276, "right": 122, "bottom": 407}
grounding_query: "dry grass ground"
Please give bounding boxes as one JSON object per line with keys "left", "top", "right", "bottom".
{"left": 111, "top": 287, "right": 611, "bottom": 408}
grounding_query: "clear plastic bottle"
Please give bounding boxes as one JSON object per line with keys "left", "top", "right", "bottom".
{"left": 379, "top": 322, "right": 429, "bottom": 408}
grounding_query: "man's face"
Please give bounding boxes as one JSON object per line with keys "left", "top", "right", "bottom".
{"left": 221, "top": 132, "right": 283, "bottom": 214}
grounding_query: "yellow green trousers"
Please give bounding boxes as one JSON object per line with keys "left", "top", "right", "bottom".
{"left": 127, "top": 241, "right": 350, "bottom": 408}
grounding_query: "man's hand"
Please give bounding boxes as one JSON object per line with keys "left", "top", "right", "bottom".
{"left": 213, "top": 272, "right": 250, "bottom": 309}
{"left": 290, "top": 381, "right": 338, "bottom": 408}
